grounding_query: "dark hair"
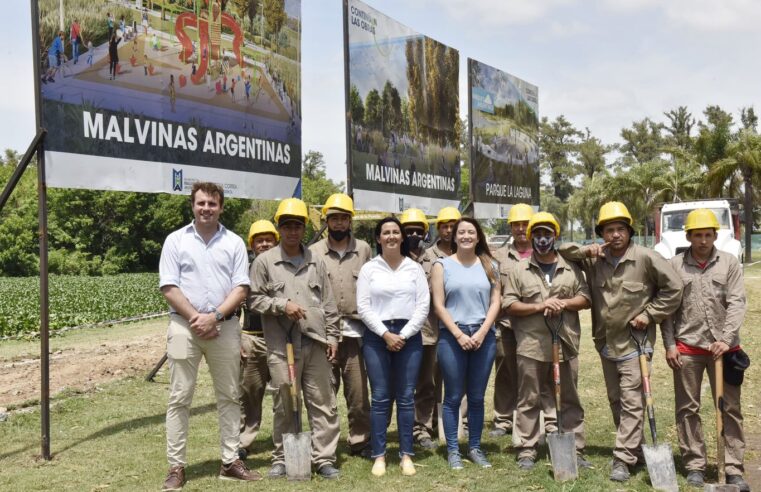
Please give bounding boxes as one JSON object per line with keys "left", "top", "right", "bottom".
{"left": 374, "top": 216, "right": 409, "bottom": 257}
{"left": 190, "top": 182, "right": 224, "bottom": 206}
{"left": 450, "top": 217, "right": 497, "bottom": 285}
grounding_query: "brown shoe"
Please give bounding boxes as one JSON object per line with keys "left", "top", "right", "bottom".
{"left": 219, "top": 459, "right": 262, "bottom": 481}
{"left": 162, "top": 465, "right": 185, "bottom": 491}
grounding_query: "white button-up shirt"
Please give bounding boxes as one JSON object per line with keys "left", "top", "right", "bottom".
{"left": 356, "top": 255, "right": 430, "bottom": 339}
{"left": 159, "top": 222, "right": 250, "bottom": 314}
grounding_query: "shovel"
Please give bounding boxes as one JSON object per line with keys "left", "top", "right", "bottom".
{"left": 282, "top": 328, "right": 311, "bottom": 481}
{"left": 630, "top": 328, "right": 678, "bottom": 492}
{"left": 704, "top": 357, "right": 740, "bottom": 491}
{"left": 545, "top": 314, "right": 578, "bottom": 482}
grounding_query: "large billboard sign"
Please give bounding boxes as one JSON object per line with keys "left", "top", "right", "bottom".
{"left": 469, "top": 58, "right": 540, "bottom": 218}
{"left": 344, "top": 0, "right": 460, "bottom": 214}
{"left": 37, "top": 0, "right": 301, "bottom": 199}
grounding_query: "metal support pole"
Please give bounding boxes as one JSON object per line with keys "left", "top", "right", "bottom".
{"left": 0, "top": 129, "right": 46, "bottom": 213}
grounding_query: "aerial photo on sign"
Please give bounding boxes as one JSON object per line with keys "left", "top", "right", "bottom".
{"left": 37, "top": 0, "right": 301, "bottom": 198}
{"left": 469, "top": 58, "right": 540, "bottom": 218}
{"left": 345, "top": 0, "right": 460, "bottom": 213}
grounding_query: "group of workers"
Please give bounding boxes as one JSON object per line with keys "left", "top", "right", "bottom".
{"left": 158, "top": 181, "right": 750, "bottom": 491}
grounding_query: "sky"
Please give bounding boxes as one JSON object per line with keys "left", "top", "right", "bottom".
{"left": 2, "top": 0, "right": 760, "bottom": 185}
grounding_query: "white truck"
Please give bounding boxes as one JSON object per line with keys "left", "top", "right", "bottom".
{"left": 653, "top": 199, "right": 744, "bottom": 262}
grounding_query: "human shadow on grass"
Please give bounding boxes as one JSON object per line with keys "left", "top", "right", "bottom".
{"left": 53, "top": 402, "right": 216, "bottom": 456}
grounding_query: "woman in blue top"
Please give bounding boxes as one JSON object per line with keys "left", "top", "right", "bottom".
{"left": 430, "top": 217, "right": 501, "bottom": 469}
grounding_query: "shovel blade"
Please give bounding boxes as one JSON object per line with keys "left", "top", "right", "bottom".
{"left": 283, "top": 431, "right": 312, "bottom": 481}
{"left": 547, "top": 432, "right": 578, "bottom": 482}
{"left": 642, "top": 443, "right": 678, "bottom": 492}
{"left": 703, "top": 485, "right": 740, "bottom": 492}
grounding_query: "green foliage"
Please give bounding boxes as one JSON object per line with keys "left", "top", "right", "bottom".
{"left": 0, "top": 273, "right": 165, "bottom": 336}
{"left": 301, "top": 150, "right": 343, "bottom": 206}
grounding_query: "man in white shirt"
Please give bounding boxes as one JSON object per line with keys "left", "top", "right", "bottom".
{"left": 159, "top": 182, "right": 260, "bottom": 491}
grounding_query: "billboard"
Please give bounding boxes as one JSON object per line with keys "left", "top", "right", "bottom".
{"left": 37, "top": 0, "right": 301, "bottom": 199}
{"left": 469, "top": 58, "right": 540, "bottom": 218}
{"left": 344, "top": 0, "right": 460, "bottom": 214}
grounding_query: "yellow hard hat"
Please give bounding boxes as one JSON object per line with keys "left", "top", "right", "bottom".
{"left": 507, "top": 203, "right": 535, "bottom": 224}
{"left": 322, "top": 193, "right": 355, "bottom": 217}
{"left": 247, "top": 220, "right": 279, "bottom": 247}
{"left": 274, "top": 198, "right": 309, "bottom": 224}
{"left": 597, "top": 201, "right": 633, "bottom": 227}
{"left": 400, "top": 208, "right": 429, "bottom": 232}
{"left": 526, "top": 212, "right": 560, "bottom": 240}
{"left": 684, "top": 208, "right": 720, "bottom": 232}
{"left": 435, "top": 207, "right": 461, "bottom": 226}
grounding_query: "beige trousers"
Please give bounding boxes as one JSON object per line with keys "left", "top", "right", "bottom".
{"left": 515, "top": 355, "right": 585, "bottom": 460}
{"left": 493, "top": 328, "right": 518, "bottom": 430}
{"left": 239, "top": 332, "right": 269, "bottom": 450}
{"left": 330, "top": 336, "right": 371, "bottom": 451}
{"left": 674, "top": 354, "right": 745, "bottom": 475}
{"left": 268, "top": 340, "right": 340, "bottom": 468}
{"left": 413, "top": 344, "right": 442, "bottom": 441}
{"left": 600, "top": 355, "right": 647, "bottom": 466}
{"left": 166, "top": 315, "right": 241, "bottom": 466}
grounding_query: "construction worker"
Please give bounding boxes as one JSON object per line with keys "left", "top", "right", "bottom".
{"left": 399, "top": 208, "right": 429, "bottom": 261}
{"left": 414, "top": 206, "right": 461, "bottom": 449}
{"left": 490, "top": 203, "right": 534, "bottom": 437}
{"left": 309, "top": 193, "right": 373, "bottom": 458}
{"left": 504, "top": 212, "right": 591, "bottom": 470}
{"left": 248, "top": 198, "right": 341, "bottom": 480}
{"left": 661, "top": 209, "right": 749, "bottom": 491}
{"left": 238, "top": 220, "right": 278, "bottom": 459}
{"left": 558, "top": 201, "right": 683, "bottom": 483}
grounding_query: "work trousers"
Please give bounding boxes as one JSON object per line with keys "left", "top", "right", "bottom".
{"left": 674, "top": 354, "right": 745, "bottom": 475}
{"left": 239, "top": 332, "right": 269, "bottom": 450}
{"left": 492, "top": 328, "right": 518, "bottom": 430}
{"left": 330, "top": 336, "right": 371, "bottom": 452}
{"left": 515, "top": 355, "right": 585, "bottom": 460}
{"left": 166, "top": 315, "right": 241, "bottom": 466}
{"left": 600, "top": 355, "right": 647, "bottom": 466}
{"left": 268, "top": 340, "right": 339, "bottom": 468}
{"left": 413, "top": 344, "right": 442, "bottom": 441}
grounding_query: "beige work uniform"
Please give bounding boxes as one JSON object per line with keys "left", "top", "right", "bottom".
{"left": 310, "top": 237, "right": 372, "bottom": 453}
{"left": 559, "top": 242, "right": 683, "bottom": 465}
{"left": 249, "top": 245, "right": 340, "bottom": 468}
{"left": 661, "top": 248, "right": 747, "bottom": 475}
{"left": 413, "top": 241, "right": 448, "bottom": 441}
{"left": 239, "top": 306, "right": 269, "bottom": 450}
{"left": 503, "top": 254, "right": 590, "bottom": 459}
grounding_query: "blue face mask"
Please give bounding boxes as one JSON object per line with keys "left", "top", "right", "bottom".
{"left": 533, "top": 236, "right": 555, "bottom": 255}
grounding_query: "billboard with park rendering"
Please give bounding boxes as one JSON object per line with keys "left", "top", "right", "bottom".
{"left": 344, "top": 0, "right": 460, "bottom": 214}
{"left": 469, "top": 58, "right": 540, "bottom": 218}
{"left": 36, "top": 0, "right": 301, "bottom": 199}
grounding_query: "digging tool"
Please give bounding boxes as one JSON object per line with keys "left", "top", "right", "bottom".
{"left": 282, "top": 326, "right": 311, "bottom": 481}
{"left": 630, "top": 328, "right": 678, "bottom": 492}
{"left": 704, "top": 357, "right": 740, "bottom": 491}
{"left": 544, "top": 313, "right": 578, "bottom": 482}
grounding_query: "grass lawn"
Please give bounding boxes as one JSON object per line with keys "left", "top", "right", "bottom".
{"left": 1, "top": 269, "right": 759, "bottom": 491}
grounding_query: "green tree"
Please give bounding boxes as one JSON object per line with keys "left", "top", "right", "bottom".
{"left": 349, "top": 85, "right": 364, "bottom": 125}
{"left": 663, "top": 106, "right": 695, "bottom": 151}
{"left": 619, "top": 118, "right": 664, "bottom": 167}
{"left": 262, "top": 0, "right": 285, "bottom": 40}
{"left": 538, "top": 115, "right": 581, "bottom": 201}
{"left": 301, "top": 150, "right": 343, "bottom": 206}
{"left": 0, "top": 150, "right": 39, "bottom": 275}
{"left": 695, "top": 106, "right": 735, "bottom": 196}
{"left": 610, "top": 159, "right": 670, "bottom": 243}
{"left": 576, "top": 128, "right": 610, "bottom": 179}
{"left": 230, "top": 0, "right": 260, "bottom": 35}
{"left": 364, "top": 89, "right": 382, "bottom": 131}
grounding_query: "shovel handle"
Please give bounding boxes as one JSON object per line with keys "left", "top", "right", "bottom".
{"left": 638, "top": 352, "right": 658, "bottom": 444}
{"left": 546, "top": 314, "right": 564, "bottom": 431}
{"left": 716, "top": 357, "right": 725, "bottom": 484}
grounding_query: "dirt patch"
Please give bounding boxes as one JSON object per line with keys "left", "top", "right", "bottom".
{"left": 0, "top": 330, "right": 165, "bottom": 409}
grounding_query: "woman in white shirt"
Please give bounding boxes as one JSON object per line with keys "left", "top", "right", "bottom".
{"left": 357, "top": 217, "right": 430, "bottom": 478}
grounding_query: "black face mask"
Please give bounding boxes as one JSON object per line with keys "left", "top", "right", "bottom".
{"left": 328, "top": 228, "right": 351, "bottom": 242}
{"left": 404, "top": 235, "right": 423, "bottom": 251}
{"left": 532, "top": 236, "right": 555, "bottom": 255}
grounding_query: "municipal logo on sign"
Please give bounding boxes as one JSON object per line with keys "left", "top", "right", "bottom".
{"left": 172, "top": 169, "right": 183, "bottom": 191}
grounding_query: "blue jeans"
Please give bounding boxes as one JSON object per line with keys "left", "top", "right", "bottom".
{"left": 363, "top": 320, "right": 423, "bottom": 458}
{"left": 437, "top": 324, "right": 496, "bottom": 454}
{"left": 72, "top": 39, "right": 79, "bottom": 63}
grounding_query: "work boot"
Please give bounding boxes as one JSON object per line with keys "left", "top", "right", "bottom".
{"left": 162, "top": 465, "right": 185, "bottom": 491}
{"left": 317, "top": 464, "right": 340, "bottom": 480}
{"left": 418, "top": 437, "right": 437, "bottom": 450}
{"left": 576, "top": 454, "right": 593, "bottom": 470}
{"left": 268, "top": 463, "right": 286, "bottom": 479}
{"left": 219, "top": 459, "right": 262, "bottom": 481}
{"left": 468, "top": 448, "right": 492, "bottom": 468}
{"left": 489, "top": 425, "right": 511, "bottom": 438}
{"left": 351, "top": 445, "right": 373, "bottom": 459}
{"left": 609, "top": 459, "right": 630, "bottom": 482}
{"left": 686, "top": 470, "right": 704, "bottom": 487}
{"left": 726, "top": 475, "right": 750, "bottom": 492}
{"left": 517, "top": 456, "right": 535, "bottom": 470}
{"left": 448, "top": 451, "right": 464, "bottom": 470}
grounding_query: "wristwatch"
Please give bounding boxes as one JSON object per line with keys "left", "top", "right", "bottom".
{"left": 214, "top": 309, "right": 224, "bottom": 322}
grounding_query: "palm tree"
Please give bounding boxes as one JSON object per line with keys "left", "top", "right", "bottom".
{"left": 612, "top": 159, "right": 670, "bottom": 245}
{"left": 707, "top": 129, "right": 761, "bottom": 262}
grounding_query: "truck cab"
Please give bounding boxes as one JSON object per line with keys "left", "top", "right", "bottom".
{"left": 653, "top": 199, "right": 744, "bottom": 262}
